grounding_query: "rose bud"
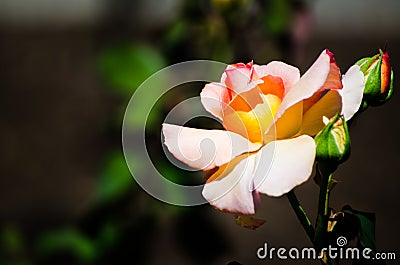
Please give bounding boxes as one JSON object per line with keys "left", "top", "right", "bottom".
{"left": 315, "top": 114, "right": 351, "bottom": 175}
{"left": 356, "top": 49, "right": 394, "bottom": 107}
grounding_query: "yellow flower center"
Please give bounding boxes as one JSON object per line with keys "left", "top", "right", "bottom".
{"left": 222, "top": 75, "right": 284, "bottom": 143}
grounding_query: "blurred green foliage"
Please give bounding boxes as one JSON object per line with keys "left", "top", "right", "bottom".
{"left": 37, "top": 229, "right": 96, "bottom": 264}
{"left": 98, "top": 44, "right": 166, "bottom": 95}
{"left": 98, "top": 43, "right": 169, "bottom": 128}
{"left": 0, "top": 225, "right": 29, "bottom": 265}
{"left": 1, "top": 225, "right": 24, "bottom": 256}
{"left": 95, "top": 152, "right": 133, "bottom": 205}
{"left": 263, "top": 0, "right": 292, "bottom": 35}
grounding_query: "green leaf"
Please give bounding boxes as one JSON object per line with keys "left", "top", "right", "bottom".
{"left": 343, "top": 206, "right": 376, "bottom": 251}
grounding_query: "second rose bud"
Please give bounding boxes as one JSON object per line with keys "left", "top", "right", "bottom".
{"left": 356, "top": 49, "right": 394, "bottom": 108}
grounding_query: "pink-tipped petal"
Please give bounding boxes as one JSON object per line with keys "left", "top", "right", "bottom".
{"left": 162, "top": 124, "right": 261, "bottom": 170}
{"left": 339, "top": 65, "right": 365, "bottom": 120}
{"left": 202, "top": 154, "right": 258, "bottom": 215}
{"left": 319, "top": 50, "right": 343, "bottom": 91}
{"left": 223, "top": 63, "right": 255, "bottom": 94}
{"left": 253, "top": 135, "right": 316, "bottom": 197}
{"left": 254, "top": 62, "right": 300, "bottom": 93}
{"left": 200, "top": 82, "right": 231, "bottom": 120}
{"left": 274, "top": 50, "right": 332, "bottom": 123}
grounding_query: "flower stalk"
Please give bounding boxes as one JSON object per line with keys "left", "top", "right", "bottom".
{"left": 314, "top": 170, "right": 333, "bottom": 265}
{"left": 286, "top": 190, "right": 315, "bottom": 243}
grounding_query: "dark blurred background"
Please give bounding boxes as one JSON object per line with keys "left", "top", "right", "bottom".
{"left": 0, "top": 0, "right": 399, "bottom": 264}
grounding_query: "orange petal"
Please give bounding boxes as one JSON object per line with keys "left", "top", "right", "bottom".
{"left": 258, "top": 75, "right": 285, "bottom": 99}
{"left": 228, "top": 90, "right": 257, "bottom": 112}
{"left": 253, "top": 62, "right": 300, "bottom": 94}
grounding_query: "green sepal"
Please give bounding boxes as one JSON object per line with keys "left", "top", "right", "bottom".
{"left": 363, "top": 54, "right": 383, "bottom": 104}
{"left": 355, "top": 57, "right": 370, "bottom": 67}
{"left": 357, "top": 54, "right": 379, "bottom": 74}
{"left": 313, "top": 170, "right": 340, "bottom": 192}
{"left": 380, "top": 69, "right": 394, "bottom": 105}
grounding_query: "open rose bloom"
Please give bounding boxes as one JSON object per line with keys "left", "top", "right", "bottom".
{"left": 163, "top": 50, "right": 365, "bottom": 215}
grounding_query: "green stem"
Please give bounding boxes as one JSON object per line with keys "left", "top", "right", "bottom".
{"left": 286, "top": 190, "right": 315, "bottom": 244}
{"left": 315, "top": 171, "right": 333, "bottom": 255}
